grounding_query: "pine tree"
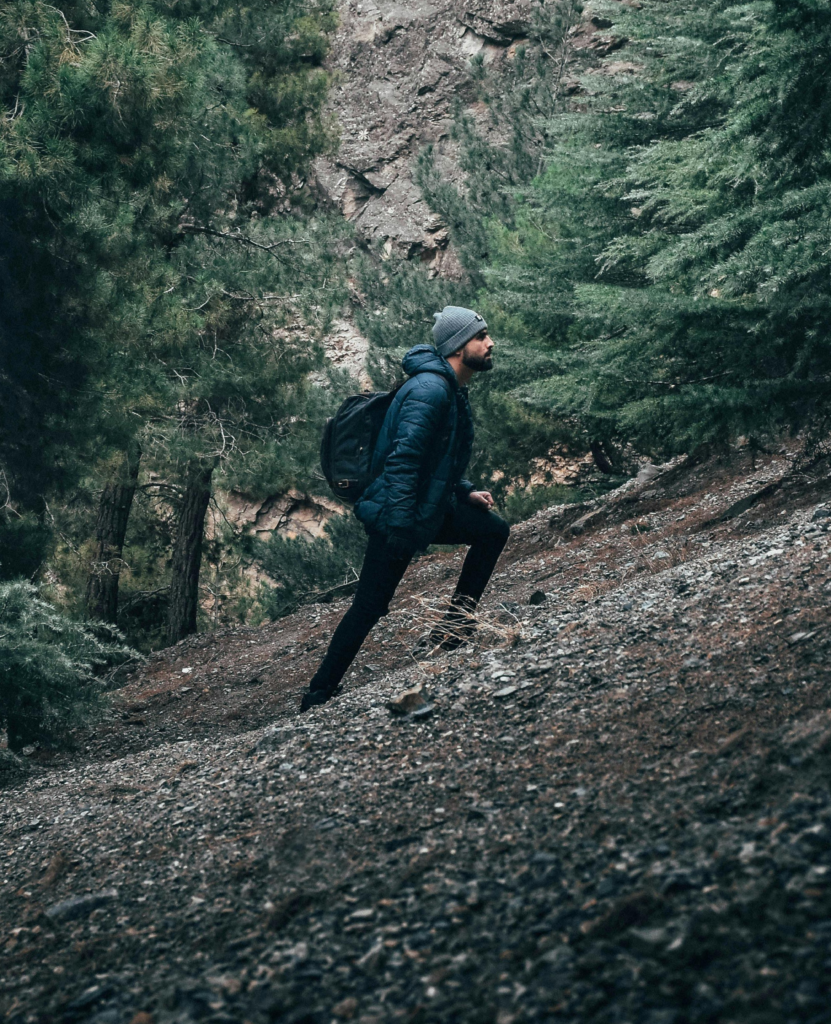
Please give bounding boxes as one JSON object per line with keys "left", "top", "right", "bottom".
{"left": 0, "top": 0, "right": 341, "bottom": 641}
{"left": 85, "top": 444, "right": 141, "bottom": 623}
{"left": 482, "top": 0, "right": 831, "bottom": 454}
{"left": 0, "top": 580, "right": 133, "bottom": 750}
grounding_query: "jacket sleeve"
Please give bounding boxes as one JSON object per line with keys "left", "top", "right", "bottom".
{"left": 382, "top": 378, "right": 451, "bottom": 533}
{"left": 455, "top": 479, "right": 475, "bottom": 500}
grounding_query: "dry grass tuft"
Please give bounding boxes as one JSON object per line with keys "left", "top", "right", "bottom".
{"left": 390, "top": 593, "right": 525, "bottom": 660}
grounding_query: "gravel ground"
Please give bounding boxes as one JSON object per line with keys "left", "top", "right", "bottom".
{"left": 2, "top": 450, "right": 831, "bottom": 1024}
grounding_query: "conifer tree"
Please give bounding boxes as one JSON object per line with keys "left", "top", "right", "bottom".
{"left": 482, "top": 0, "right": 831, "bottom": 453}
{"left": 85, "top": 444, "right": 141, "bottom": 623}
{"left": 0, "top": 0, "right": 340, "bottom": 640}
{"left": 0, "top": 580, "right": 132, "bottom": 750}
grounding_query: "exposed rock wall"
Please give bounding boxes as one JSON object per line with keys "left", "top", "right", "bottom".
{"left": 223, "top": 491, "right": 344, "bottom": 542}
{"left": 314, "top": 1, "right": 627, "bottom": 269}
{"left": 314, "top": 0, "right": 538, "bottom": 274}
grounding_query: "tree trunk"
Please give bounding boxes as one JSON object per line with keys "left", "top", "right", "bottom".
{"left": 590, "top": 439, "right": 620, "bottom": 475}
{"left": 85, "top": 445, "right": 141, "bottom": 623}
{"left": 166, "top": 461, "right": 214, "bottom": 645}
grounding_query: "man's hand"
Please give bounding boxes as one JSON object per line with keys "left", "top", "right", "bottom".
{"left": 467, "top": 490, "right": 495, "bottom": 510}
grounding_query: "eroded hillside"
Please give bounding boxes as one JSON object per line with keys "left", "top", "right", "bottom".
{"left": 2, "top": 449, "right": 831, "bottom": 1024}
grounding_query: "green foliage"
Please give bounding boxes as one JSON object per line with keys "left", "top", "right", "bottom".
{"left": 482, "top": 0, "right": 831, "bottom": 454}
{"left": 353, "top": 252, "right": 473, "bottom": 382}
{"left": 501, "top": 482, "right": 587, "bottom": 524}
{"left": 0, "top": 0, "right": 344, "bottom": 644}
{"left": 0, "top": 580, "right": 135, "bottom": 750}
{"left": 0, "top": 0, "right": 339, "bottom": 490}
{"left": 256, "top": 513, "right": 367, "bottom": 620}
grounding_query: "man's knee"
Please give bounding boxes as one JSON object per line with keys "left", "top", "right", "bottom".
{"left": 350, "top": 592, "right": 391, "bottom": 627}
{"left": 490, "top": 514, "right": 510, "bottom": 547}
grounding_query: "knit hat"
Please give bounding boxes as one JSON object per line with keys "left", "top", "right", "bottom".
{"left": 432, "top": 306, "right": 488, "bottom": 357}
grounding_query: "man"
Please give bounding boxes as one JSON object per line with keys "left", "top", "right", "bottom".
{"left": 299, "top": 306, "right": 510, "bottom": 712}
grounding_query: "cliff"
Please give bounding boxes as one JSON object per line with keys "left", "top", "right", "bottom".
{"left": 313, "top": 0, "right": 623, "bottom": 273}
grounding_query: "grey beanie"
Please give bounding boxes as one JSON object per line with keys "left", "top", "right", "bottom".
{"left": 432, "top": 306, "right": 488, "bottom": 357}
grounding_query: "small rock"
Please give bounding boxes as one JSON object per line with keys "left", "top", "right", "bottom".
{"left": 251, "top": 725, "right": 293, "bottom": 754}
{"left": 410, "top": 703, "right": 435, "bottom": 720}
{"left": 387, "top": 687, "right": 427, "bottom": 715}
{"left": 349, "top": 907, "right": 375, "bottom": 920}
{"left": 493, "top": 686, "right": 518, "bottom": 698}
{"left": 539, "top": 945, "right": 574, "bottom": 969}
{"left": 812, "top": 506, "right": 831, "bottom": 520}
{"left": 356, "top": 939, "right": 384, "bottom": 970}
{"left": 526, "top": 661, "right": 553, "bottom": 676}
{"left": 661, "top": 870, "right": 696, "bottom": 894}
{"left": 636, "top": 464, "right": 661, "bottom": 485}
{"left": 46, "top": 889, "right": 118, "bottom": 922}
{"left": 332, "top": 997, "right": 358, "bottom": 1020}
{"left": 65, "top": 985, "right": 112, "bottom": 1011}
{"left": 628, "top": 926, "right": 669, "bottom": 951}
{"left": 569, "top": 509, "right": 605, "bottom": 536}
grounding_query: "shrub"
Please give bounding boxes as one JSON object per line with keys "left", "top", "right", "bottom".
{"left": 256, "top": 513, "right": 368, "bottom": 620}
{"left": 0, "top": 581, "right": 135, "bottom": 751}
{"left": 502, "top": 483, "right": 588, "bottom": 524}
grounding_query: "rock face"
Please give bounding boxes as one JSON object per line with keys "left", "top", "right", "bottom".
{"left": 315, "top": 1, "right": 624, "bottom": 269}
{"left": 223, "top": 490, "right": 344, "bottom": 542}
{"left": 314, "top": 0, "right": 538, "bottom": 273}
{"left": 319, "top": 317, "right": 374, "bottom": 390}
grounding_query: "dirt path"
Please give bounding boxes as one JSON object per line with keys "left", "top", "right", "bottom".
{"left": 2, "top": 451, "right": 831, "bottom": 1024}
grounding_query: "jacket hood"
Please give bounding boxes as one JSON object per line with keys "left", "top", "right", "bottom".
{"left": 401, "top": 344, "right": 458, "bottom": 386}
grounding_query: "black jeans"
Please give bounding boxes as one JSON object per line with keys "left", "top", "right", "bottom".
{"left": 309, "top": 502, "right": 510, "bottom": 694}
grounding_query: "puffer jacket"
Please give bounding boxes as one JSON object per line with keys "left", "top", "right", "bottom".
{"left": 354, "top": 345, "right": 475, "bottom": 549}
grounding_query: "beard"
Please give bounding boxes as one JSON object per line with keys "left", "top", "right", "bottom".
{"left": 461, "top": 351, "right": 494, "bottom": 372}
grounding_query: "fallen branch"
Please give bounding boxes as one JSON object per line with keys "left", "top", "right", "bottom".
{"left": 701, "top": 479, "right": 782, "bottom": 527}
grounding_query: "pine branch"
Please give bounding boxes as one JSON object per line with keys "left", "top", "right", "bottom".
{"left": 622, "top": 371, "right": 732, "bottom": 389}
{"left": 180, "top": 224, "right": 310, "bottom": 261}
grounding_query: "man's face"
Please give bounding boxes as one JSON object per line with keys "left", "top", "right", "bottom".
{"left": 461, "top": 329, "right": 494, "bottom": 372}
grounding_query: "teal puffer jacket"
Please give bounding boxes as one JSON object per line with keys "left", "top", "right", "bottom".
{"left": 354, "top": 345, "right": 475, "bottom": 548}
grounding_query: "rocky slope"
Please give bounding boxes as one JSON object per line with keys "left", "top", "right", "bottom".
{"left": 2, "top": 449, "right": 831, "bottom": 1024}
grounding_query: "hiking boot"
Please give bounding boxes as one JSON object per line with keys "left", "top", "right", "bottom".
{"left": 428, "top": 595, "right": 477, "bottom": 653}
{"left": 299, "top": 687, "right": 334, "bottom": 713}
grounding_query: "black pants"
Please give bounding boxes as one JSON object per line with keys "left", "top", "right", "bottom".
{"left": 309, "top": 502, "right": 510, "bottom": 694}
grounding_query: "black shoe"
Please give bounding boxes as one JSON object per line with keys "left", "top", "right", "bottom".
{"left": 429, "top": 596, "right": 477, "bottom": 652}
{"left": 300, "top": 688, "right": 333, "bottom": 713}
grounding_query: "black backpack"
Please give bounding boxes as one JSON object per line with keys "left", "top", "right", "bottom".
{"left": 319, "top": 385, "right": 404, "bottom": 504}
